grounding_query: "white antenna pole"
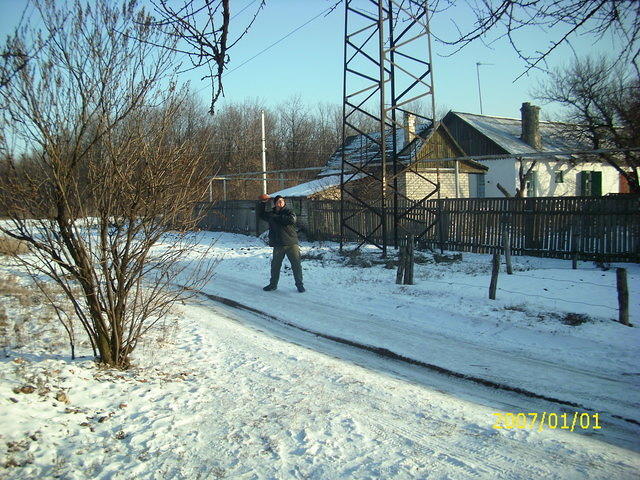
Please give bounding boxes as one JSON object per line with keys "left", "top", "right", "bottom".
{"left": 476, "top": 62, "right": 483, "bottom": 114}
{"left": 261, "top": 110, "right": 267, "bottom": 195}
{"left": 476, "top": 62, "right": 494, "bottom": 115}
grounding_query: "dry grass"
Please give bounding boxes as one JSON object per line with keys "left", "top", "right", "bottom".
{"left": 0, "top": 273, "right": 63, "bottom": 350}
{"left": 0, "top": 236, "right": 30, "bottom": 256}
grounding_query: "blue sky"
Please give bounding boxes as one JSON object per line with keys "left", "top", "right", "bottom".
{"left": 211, "top": 0, "right": 625, "bottom": 119}
{"left": 0, "top": 0, "right": 628, "bottom": 119}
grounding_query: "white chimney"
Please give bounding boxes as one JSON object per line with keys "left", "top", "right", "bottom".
{"left": 403, "top": 112, "right": 416, "bottom": 147}
{"left": 520, "top": 102, "right": 541, "bottom": 149}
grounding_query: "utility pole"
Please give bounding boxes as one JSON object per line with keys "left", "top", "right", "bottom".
{"left": 261, "top": 110, "right": 267, "bottom": 195}
{"left": 476, "top": 62, "right": 493, "bottom": 114}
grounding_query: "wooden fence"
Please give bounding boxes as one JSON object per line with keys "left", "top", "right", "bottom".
{"left": 194, "top": 200, "right": 260, "bottom": 235}
{"left": 195, "top": 196, "right": 640, "bottom": 262}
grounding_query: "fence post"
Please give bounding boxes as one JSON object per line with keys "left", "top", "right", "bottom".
{"left": 489, "top": 251, "right": 500, "bottom": 300}
{"left": 523, "top": 197, "right": 535, "bottom": 253}
{"left": 255, "top": 201, "right": 262, "bottom": 237}
{"left": 571, "top": 232, "right": 580, "bottom": 269}
{"left": 616, "top": 268, "right": 630, "bottom": 326}
{"left": 502, "top": 215, "right": 513, "bottom": 275}
{"left": 404, "top": 235, "right": 414, "bottom": 285}
{"left": 396, "top": 237, "right": 406, "bottom": 284}
{"left": 437, "top": 201, "right": 445, "bottom": 254}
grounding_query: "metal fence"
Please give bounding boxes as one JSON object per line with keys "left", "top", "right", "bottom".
{"left": 195, "top": 196, "right": 640, "bottom": 262}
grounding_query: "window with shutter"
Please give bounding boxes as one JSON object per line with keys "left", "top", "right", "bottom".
{"left": 526, "top": 171, "right": 537, "bottom": 197}
{"left": 592, "top": 171, "right": 602, "bottom": 196}
{"left": 580, "top": 171, "right": 602, "bottom": 196}
{"left": 580, "top": 171, "right": 592, "bottom": 196}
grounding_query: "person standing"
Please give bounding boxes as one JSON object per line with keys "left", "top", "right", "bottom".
{"left": 258, "top": 194, "right": 305, "bottom": 293}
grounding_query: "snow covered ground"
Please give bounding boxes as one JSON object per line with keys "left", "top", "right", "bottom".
{"left": 1, "top": 232, "right": 639, "bottom": 479}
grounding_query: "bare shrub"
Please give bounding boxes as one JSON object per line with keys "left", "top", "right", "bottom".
{"left": 0, "top": 0, "right": 218, "bottom": 368}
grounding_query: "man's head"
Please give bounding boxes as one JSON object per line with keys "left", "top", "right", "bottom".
{"left": 273, "top": 195, "right": 285, "bottom": 211}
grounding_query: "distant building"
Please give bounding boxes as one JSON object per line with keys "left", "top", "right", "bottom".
{"left": 443, "top": 103, "right": 629, "bottom": 197}
{"left": 271, "top": 115, "right": 487, "bottom": 200}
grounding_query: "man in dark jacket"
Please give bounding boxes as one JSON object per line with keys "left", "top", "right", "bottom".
{"left": 258, "top": 195, "right": 305, "bottom": 292}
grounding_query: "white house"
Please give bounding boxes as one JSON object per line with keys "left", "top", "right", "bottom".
{"left": 442, "top": 103, "right": 630, "bottom": 197}
{"left": 270, "top": 117, "right": 487, "bottom": 201}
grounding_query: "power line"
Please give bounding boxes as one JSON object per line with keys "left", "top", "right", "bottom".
{"left": 222, "top": 3, "right": 340, "bottom": 78}
{"left": 191, "top": 1, "right": 339, "bottom": 97}
{"left": 231, "top": 0, "right": 260, "bottom": 20}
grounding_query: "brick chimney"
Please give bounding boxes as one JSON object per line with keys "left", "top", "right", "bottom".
{"left": 520, "top": 102, "right": 541, "bottom": 149}
{"left": 403, "top": 112, "right": 416, "bottom": 147}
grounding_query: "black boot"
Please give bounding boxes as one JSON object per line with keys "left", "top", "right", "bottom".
{"left": 263, "top": 284, "right": 277, "bottom": 291}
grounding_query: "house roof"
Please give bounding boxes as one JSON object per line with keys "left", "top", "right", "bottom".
{"left": 320, "top": 121, "right": 488, "bottom": 176}
{"left": 399, "top": 122, "right": 488, "bottom": 173}
{"left": 320, "top": 123, "right": 432, "bottom": 176}
{"left": 448, "top": 111, "right": 588, "bottom": 158}
{"left": 269, "top": 173, "right": 366, "bottom": 198}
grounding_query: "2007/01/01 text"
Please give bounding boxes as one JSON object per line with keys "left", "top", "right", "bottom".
{"left": 492, "top": 412, "right": 601, "bottom": 432}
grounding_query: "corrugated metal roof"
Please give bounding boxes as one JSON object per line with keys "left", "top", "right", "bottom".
{"left": 451, "top": 112, "right": 588, "bottom": 158}
{"left": 320, "top": 123, "right": 432, "bottom": 176}
{"left": 270, "top": 173, "right": 366, "bottom": 198}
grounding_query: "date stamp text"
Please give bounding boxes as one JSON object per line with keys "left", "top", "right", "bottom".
{"left": 492, "top": 412, "right": 601, "bottom": 431}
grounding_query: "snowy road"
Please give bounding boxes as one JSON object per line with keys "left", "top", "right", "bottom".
{"left": 195, "top": 253, "right": 639, "bottom": 440}
{"left": 196, "top": 289, "right": 640, "bottom": 453}
{"left": 116, "top": 301, "right": 640, "bottom": 479}
{"left": 202, "top": 273, "right": 638, "bottom": 415}
{"left": 2, "top": 232, "right": 639, "bottom": 478}
{"left": 8, "top": 298, "right": 640, "bottom": 478}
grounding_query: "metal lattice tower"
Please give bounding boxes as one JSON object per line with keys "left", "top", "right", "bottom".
{"left": 340, "top": 0, "right": 437, "bottom": 256}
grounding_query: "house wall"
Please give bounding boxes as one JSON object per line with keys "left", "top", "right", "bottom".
{"left": 477, "top": 158, "right": 623, "bottom": 197}
{"left": 400, "top": 170, "right": 470, "bottom": 199}
{"left": 311, "top": 171, "right": 472, "bottom": 201}
{"left": 478, "top": 159, "right": 518, "bottom": 197}
{"left": 416, "top": 127, "right": 463, "bottom": 159}
{"left": 533, "top": 160, "right": 621, "bottom": 196}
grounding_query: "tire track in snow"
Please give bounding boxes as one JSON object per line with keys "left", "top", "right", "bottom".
{"left": 193, "top": 289, "right": 640, "bottom": 429}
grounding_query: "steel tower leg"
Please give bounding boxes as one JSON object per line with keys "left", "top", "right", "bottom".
{"left": 340, "top": 0, "right": 438, "bottom": 254}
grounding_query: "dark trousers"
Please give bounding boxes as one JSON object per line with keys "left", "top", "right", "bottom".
{"left": 270, "top": 244, "right": 303, "bottom": 287}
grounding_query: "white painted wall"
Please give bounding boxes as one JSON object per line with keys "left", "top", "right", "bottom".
{"left": 476, "top": 159, "right": 517, "bottom": 197}
{"left": 534, "top": 160, "right": 620, "bottom": 196}
{"left": 474, "top": 158, "right": 623, "bottom": 197}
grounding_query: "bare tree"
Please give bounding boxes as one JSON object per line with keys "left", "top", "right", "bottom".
{"left": 434, "top": 0, "right": 640, "bottom": 76}
{"left": 147, "top": 0, "right": 265, "bottom": 113}
{"left": 535, "top": 56, "right": 640, "bottom": 193}
{"left": 0, "top": 0, "right": 216, "bottom": 368}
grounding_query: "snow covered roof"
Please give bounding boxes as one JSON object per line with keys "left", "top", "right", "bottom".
{"left": 450, "top": 111, "right": 588, "bottom": 158}
{"left": 320, "top": 123, "right": 432, "bottom": 176}
{"left": 269, "top": 173, "right": 366, "bottom": 198}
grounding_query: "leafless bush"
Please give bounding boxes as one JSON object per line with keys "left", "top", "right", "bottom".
{"left": 0, "top": 0, "right": 218, "bottom": 368}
